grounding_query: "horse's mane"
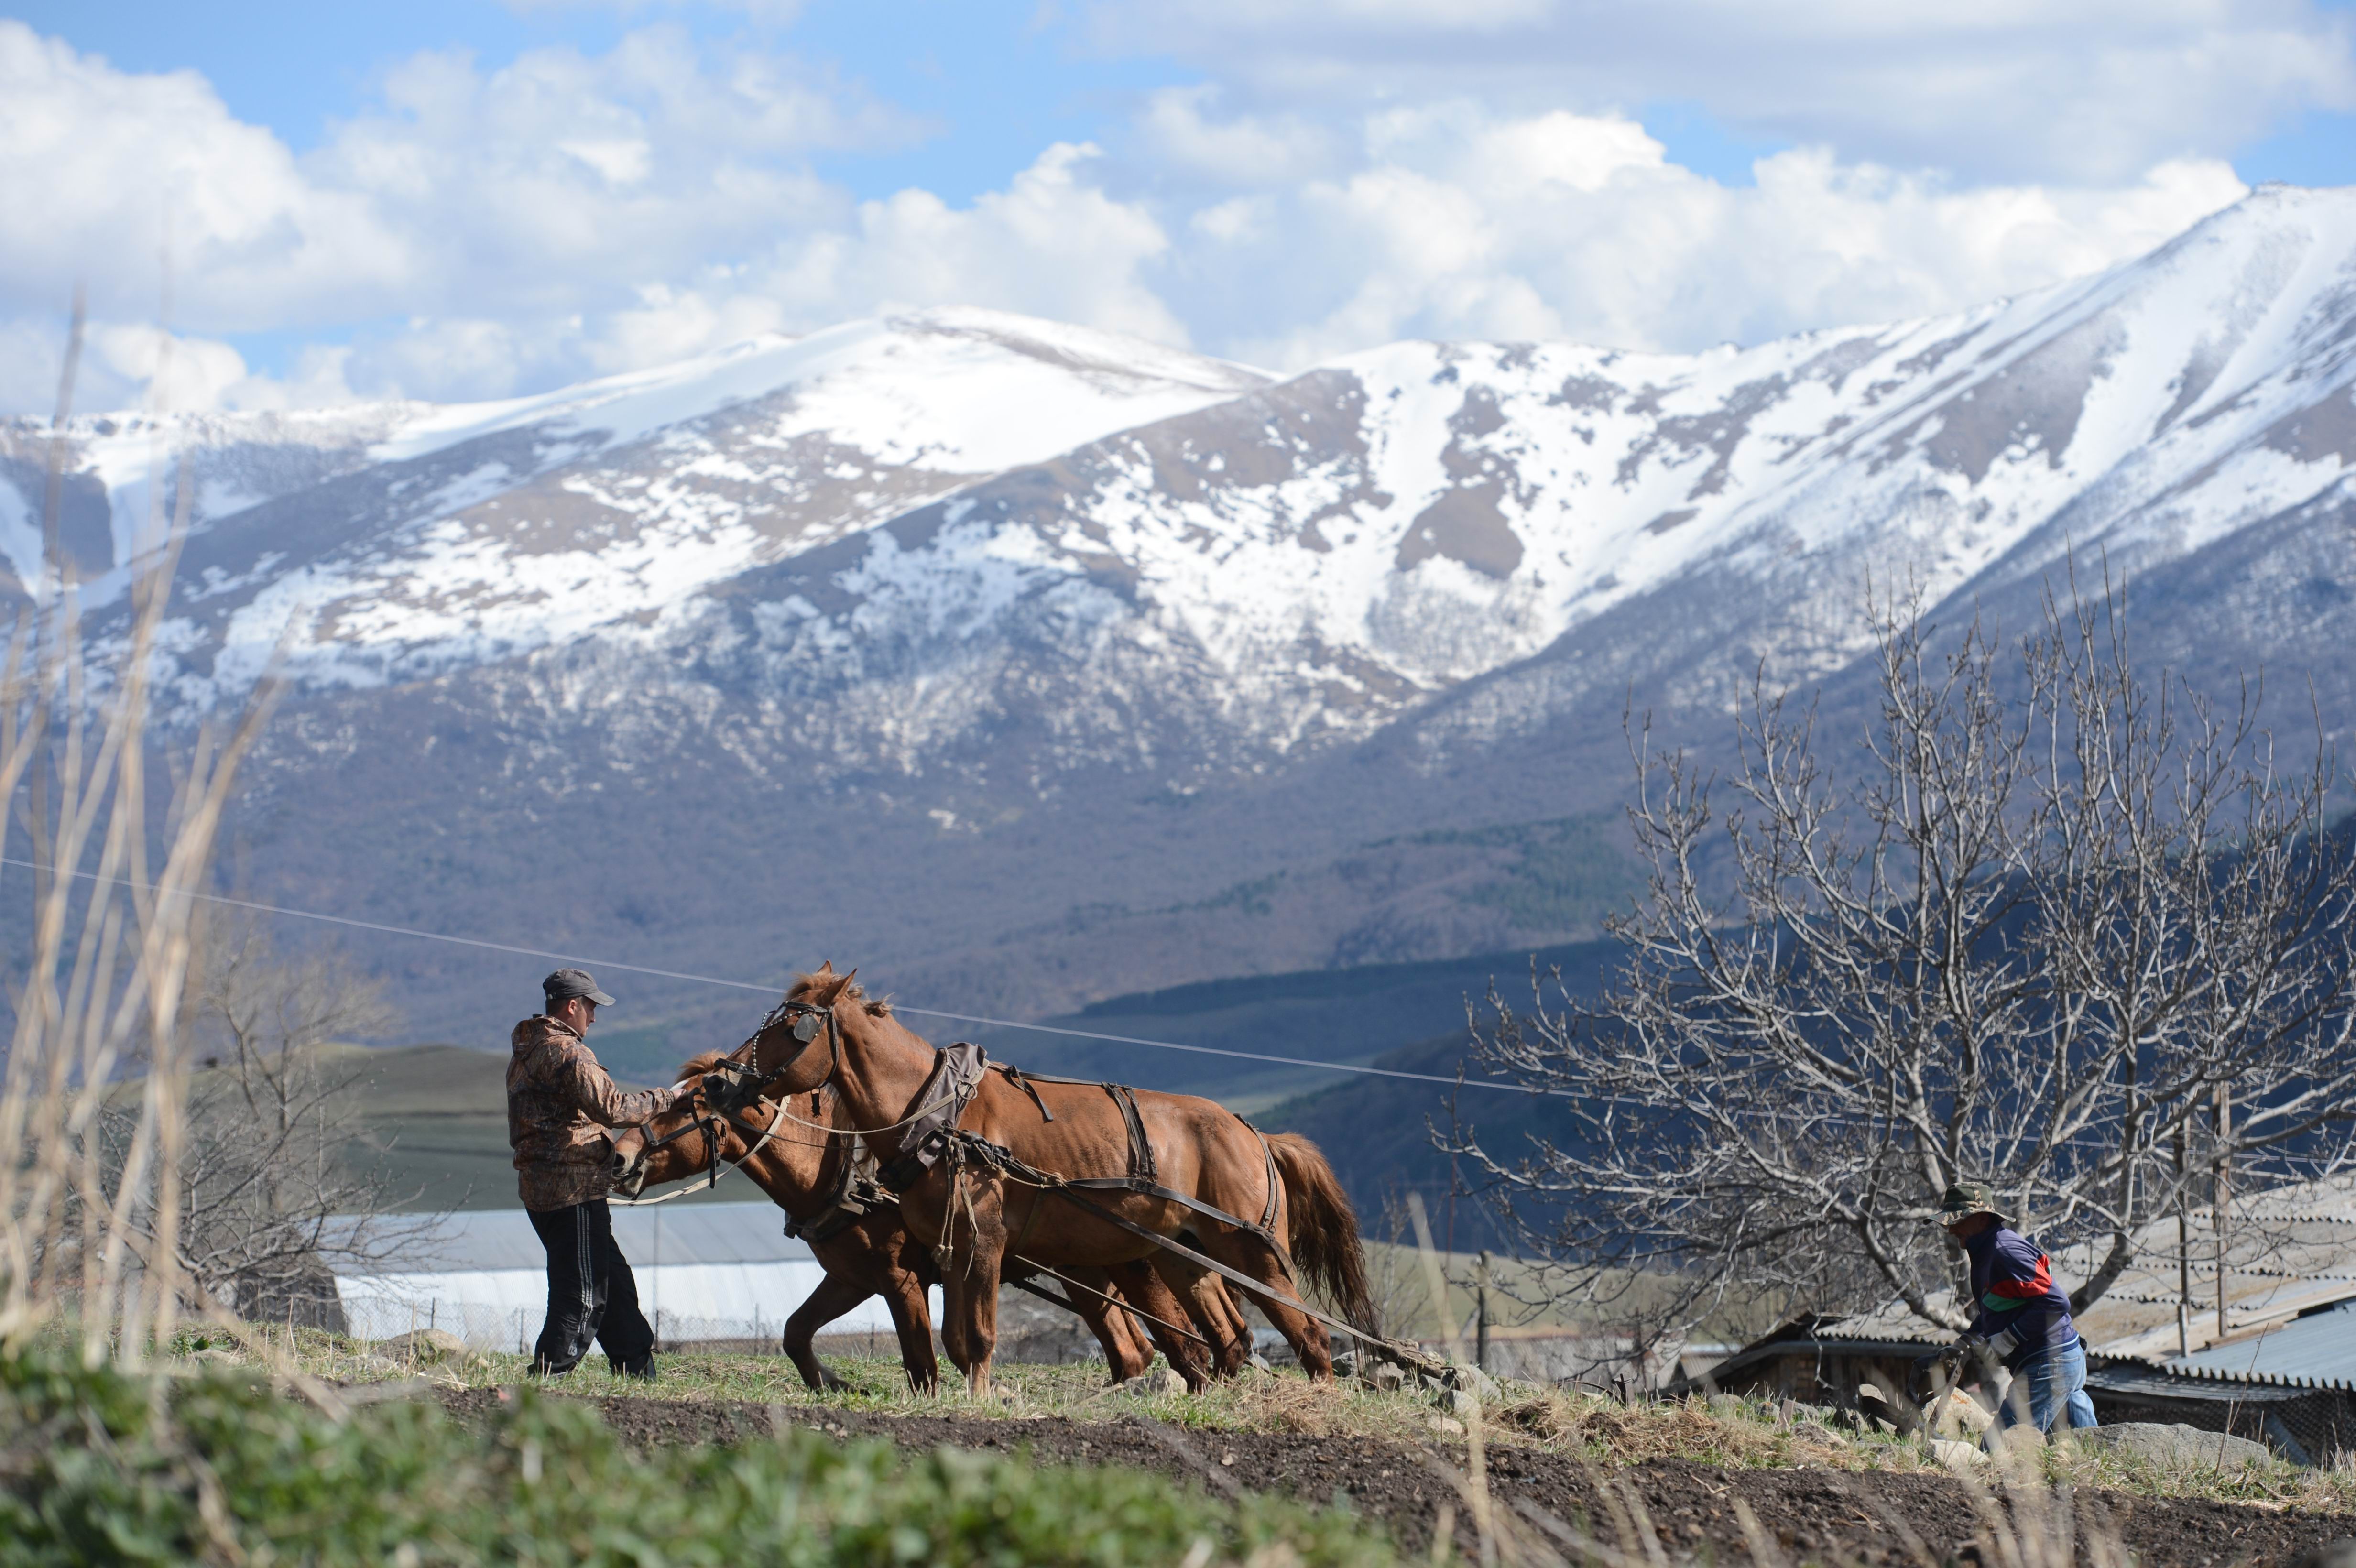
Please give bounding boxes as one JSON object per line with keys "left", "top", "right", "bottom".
{"left": 675, "top": 1049, "right": 731, "bottom": 1078}
{"left": 787, "top": 967, "right": 893, "bottom": 1017}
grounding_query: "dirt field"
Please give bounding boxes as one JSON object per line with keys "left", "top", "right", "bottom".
{"left": 438, "top": 1387, "right": 2356, "bottom": 1566}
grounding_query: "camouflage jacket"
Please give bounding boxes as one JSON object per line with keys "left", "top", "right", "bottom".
{"left": 506, "top": 1016, "right": 675, "bottom": 1211}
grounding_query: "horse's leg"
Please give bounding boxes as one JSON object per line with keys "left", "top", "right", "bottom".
{"left": 935, "top": 1258, "right": 974, "bottom": 1381}
{"left": 779, "top": 1268, "right": 873, "bottom": 1391}
{"left": 1150, "top": 1252, "right": 1249, "bottom": 1378}
{"left": 938, "top": 1175, "right": 1007, "bottom": 1397}
{"left": 1212, "top": 1278, "right": 1254, "bottom": 1372}
{"left": 879, "top": 1262, "right": 941, "bottom": 1393}
{"left": 1112, "top": 1257, "right": 1212, "bottom": 1391}
{"left": 1202, "top": 1230, "right": 1333, "bottom": 1378}
{"left": 1193, "top": 1269, "right": 1255, "bottom": 1376}
{"left": 1061, "top": 1264, "right": 1152, "bottom": 1381}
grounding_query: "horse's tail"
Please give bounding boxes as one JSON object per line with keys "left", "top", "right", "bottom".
{"left": 1265, "top": 1132, "right": 1380, "bottom": 1335}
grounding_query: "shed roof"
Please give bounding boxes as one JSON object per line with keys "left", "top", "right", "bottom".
{"left": 328, "top": 1201, "right": 816, "bottom": 1274}
{"left": 1683, "top": 1173, "right": 2356, "bottom": 1395}
{"left": 2165, "top": 1299, "right": 2356, "bottom": 1386}
{"left": 1768, "top": 1173, "right": 2356, "bottom": 1367}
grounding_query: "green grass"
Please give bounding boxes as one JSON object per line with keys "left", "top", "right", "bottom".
{"left": 248, "top": 1330, "right": 2356, "bottom": 1515}
{"left": 0, "top": 1342, "right": 1397, "bottom": 1568}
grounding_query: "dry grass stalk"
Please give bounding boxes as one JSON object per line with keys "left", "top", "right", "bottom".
{"left": 1729, "top": 1497, "right": 1784, "bottom": 1568}
{"left": 0, "top": 303, "right": 283, "bottom": 1368}
{"left": 1410, "top": 1191, "right": 1497, "bottom": 1567}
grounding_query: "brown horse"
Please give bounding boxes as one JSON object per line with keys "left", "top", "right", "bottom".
{"left": 606, "top": 1053, "right": 1175, "bottom": 1390}
{"left": 743, "top": 963, "right": 1377, "bottom": 1396}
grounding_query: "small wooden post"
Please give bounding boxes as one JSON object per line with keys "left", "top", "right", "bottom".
{"left": 1475, "top": 1251, "right": 1491, "bottom": 1373}
{"left": 2215, "top": 1084, "right": 2232, "bottom": 1340}
{"left": 2176, "top": 1121, "right": 2192, "bottom": 1358}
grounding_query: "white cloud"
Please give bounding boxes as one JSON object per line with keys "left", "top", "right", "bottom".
{"left": 503, "top": 0, "right": 809, "bottom": 22}
{"left": 0, "top": 20, "right": 2274, "bottom": 412}
{"left": 1161, "top": 104, "right": 2248, "bottom": 367}
{"left": 0, "top": 21, "right": 907, "bottom": 337}
{"left": 1134, "top": 85, "right": 1342, "bottom": 186}
{"left": 1078, "top": 0, "right": 2356, "bottom": 183}
{"left": 767, "top": 143, "right": 1188, "bottom": 348}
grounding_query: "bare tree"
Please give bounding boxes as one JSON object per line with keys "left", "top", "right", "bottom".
{"left": 110, "top": 923, "right": 414, "bottom": 1328}
{"left": 1447, "top": 575, "right": 2356, "bottom": 1341}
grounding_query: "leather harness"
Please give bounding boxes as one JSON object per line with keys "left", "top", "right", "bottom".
{"left": 633, "top": 1001, "right": 1429, "bottom": 1368}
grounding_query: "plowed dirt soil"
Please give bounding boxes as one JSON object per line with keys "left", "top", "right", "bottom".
{"left": 436, "top": 1389, "right": 2353, "bottom": 1566}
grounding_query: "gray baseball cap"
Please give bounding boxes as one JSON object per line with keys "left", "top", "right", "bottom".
{"left": 543, "top": 968, "right": 616, "bottom": 1007}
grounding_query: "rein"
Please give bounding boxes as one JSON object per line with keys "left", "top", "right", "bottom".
{"left": 609, "top": 1080, "right": 795, "bottom": 1208}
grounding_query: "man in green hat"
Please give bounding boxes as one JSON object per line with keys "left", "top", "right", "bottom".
{"left": 1917, "top": 1182, "right": 2098, "bottom": 1440}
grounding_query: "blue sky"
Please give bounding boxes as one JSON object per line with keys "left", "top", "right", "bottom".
{"left": 2, "top": 1, "right": 2352, "bottom": 410}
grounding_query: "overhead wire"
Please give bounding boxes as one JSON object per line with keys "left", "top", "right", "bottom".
{"left": 0, "top": 853, "right": 1556, "bottom": 1099}
{"left": 1, "top": 854, "right": 2248, "bottom": 1151}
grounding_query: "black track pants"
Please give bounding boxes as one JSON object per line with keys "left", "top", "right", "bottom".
{"left": 528, "top": 1199, "right": 654, "bottom": 1375}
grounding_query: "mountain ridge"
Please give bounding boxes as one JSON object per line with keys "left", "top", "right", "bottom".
{"left": 3, "top": 187, "right": 2352, "bottom": 1045}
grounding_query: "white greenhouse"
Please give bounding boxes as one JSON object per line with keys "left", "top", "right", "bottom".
{"left": 331, "top": 1200, "right": 930, "bottom": 1353}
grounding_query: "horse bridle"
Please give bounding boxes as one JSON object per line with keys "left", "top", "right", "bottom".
{"left": 614, "top": 1082, "right": 727, "bottom": 1197}
{"left": 612, "top": 1001, "right": 838, "bottom": 1196}
{"left": 715, "top": 999, "right": 840, "bottom": 1108}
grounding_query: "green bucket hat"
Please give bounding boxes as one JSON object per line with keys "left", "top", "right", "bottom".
{"left": 1934, "top": 1182, "right": 2012, "bottom": 1228}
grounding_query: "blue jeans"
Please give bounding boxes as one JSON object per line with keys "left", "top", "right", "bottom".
{"left": 1993, "top": 1339, "right": 2098, "bottom": 1439}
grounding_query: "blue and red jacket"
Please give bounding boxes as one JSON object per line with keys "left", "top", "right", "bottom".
{"left": 1962, "top": 1225, "right": 2078, "bottom": 1370}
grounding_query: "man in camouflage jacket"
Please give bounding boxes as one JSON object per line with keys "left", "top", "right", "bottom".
{"left": 508, "top": 968, "right": 677, "bottom": 1376}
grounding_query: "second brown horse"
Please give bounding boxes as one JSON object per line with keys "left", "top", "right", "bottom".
{"left": 608, "top": 1053, "right": 1222, "bottom": 1389}
{"left": 745, "top": 964, "right": 1378, "bottom": 1396}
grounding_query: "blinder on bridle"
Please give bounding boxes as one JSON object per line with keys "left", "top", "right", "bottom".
{"left": 707, "top": 999, "right": 838, "bottom": 1114}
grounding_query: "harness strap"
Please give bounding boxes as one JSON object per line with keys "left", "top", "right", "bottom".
{"left": 1248, "top": 1122, "right": 1281, "bottom": 1234}
{"left": 787, "top": 1141, "right": 893, "bottom": 1244}
{"left": 1063, "top": 1175, "right": 1289, "bottom": 1264}
{"left": 994, "top": 1064, "right": 1054, "bottom": 1122}
{"left": 981, "top": 1066, "right": 1111, "bottom": 1088}
{"left": 953, "top": 1131, "right": 1437, "bottom": 1372}
{"left": 1008, "top": 1256, "right": 1211, "bottom": 1349}
{"left": 1104, "top": 1083, "right": 1156, "bottom": 1185}
{"left": 1006, "top": 1173, "right": 1050, "bottom": 1261}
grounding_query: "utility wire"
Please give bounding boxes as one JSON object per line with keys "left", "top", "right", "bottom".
{"left": 0, "top": 853, "right": 2242, "bottom": 1154}
{"left": 0, "top": 854, "right": 1551, "bottom": 1099}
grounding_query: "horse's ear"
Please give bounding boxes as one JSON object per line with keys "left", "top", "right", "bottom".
{"left": 813, "top": 966, "right": 857, "bottom": 1005}
{"left": 811, "top": 959, "right": 836, "bottom": 978}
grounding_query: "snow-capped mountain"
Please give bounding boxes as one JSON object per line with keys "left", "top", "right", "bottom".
{"left": 665, "top": 181, "right": 2356, "bottom": 776}
{"left": 0, "top": 309, "right": 1266, "bottom": 706}
{"left": 7, "top": 187, "right": 2354, "bottom": 1039}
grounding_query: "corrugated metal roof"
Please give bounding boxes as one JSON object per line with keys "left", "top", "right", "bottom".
{"left": 332, "top": 1201, "right": 817, "bottom": 1275}
{"left": 1756, "top": 1173, "right": 2356, "bottom": 1367}
{"left": 2083, "top": 1361, "right": 2324, "bottom": 1401}
{"left": 2167, "top": 1300, "right": 2356, "bottom": 1385}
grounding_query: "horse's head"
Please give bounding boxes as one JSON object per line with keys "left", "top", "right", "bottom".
{"left": 604, "top": 1053, "right": 731, "bottom": 1195}
{"left": 745, "top": 962, "right": 870, "bottom": 1096}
